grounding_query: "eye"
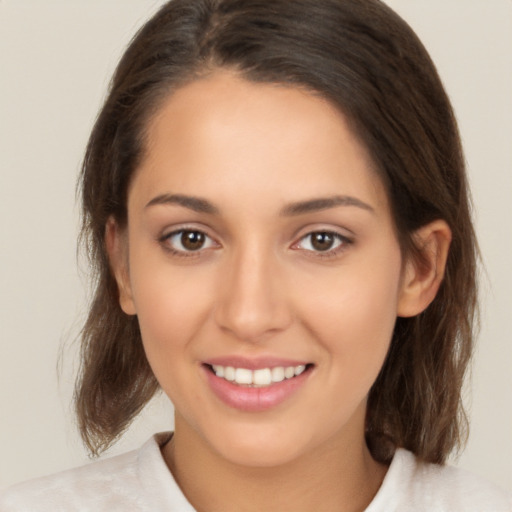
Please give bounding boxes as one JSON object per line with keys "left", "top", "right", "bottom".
{"left": 294, "top": 231, "right": 350, "bottom": 254}
{"left": 161, "top": 229, "right": 217, "bottom": 254}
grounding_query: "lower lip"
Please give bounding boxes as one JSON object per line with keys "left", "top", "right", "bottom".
{"left": 203, "top": 366, "right": 312, "bottom": 412}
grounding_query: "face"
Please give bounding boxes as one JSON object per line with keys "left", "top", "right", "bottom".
{"left": 111, "top": 71, "right": 423, "bottom": 468}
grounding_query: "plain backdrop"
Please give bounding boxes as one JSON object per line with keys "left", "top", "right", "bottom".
{"left": 1, "top": 0, "right": 511, "bottom": 491}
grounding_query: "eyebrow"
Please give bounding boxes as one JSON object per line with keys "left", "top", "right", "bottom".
{"left": 280, "top": 195, "right": 375, "bottom": 216}
{"left": 145, "top": 193, "right": 220, "bottom": 214}
{"left": 145, "top": 193, "right": 374, "bottom": 216}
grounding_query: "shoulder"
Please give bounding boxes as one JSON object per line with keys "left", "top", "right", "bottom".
{"left": 0, "top": 446, "right": 141, "bottom": 512}
{"left": 369, "top": 448, "right": 512, "bottom": 512}
{"left": 0, "top": 433, "right": 193, "bottom": 512}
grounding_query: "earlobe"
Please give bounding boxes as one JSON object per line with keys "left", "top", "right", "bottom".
{"left": 397, "top": 219, "right": 452, "bottom": 318}
{"left": 105, "top": 217, "right": 137, "bottom": 316}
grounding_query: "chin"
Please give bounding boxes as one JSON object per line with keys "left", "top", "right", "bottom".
{"left": 204, "top": 422, "right": 315, "bottom": 469}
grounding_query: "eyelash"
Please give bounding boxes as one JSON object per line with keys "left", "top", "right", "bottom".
{"left": 292, "top": 231, "right": 353, "bottom": 259}
{"left": 159, "top": 229, "right": 353, "bottom": 259}
{"left": 159, "top": 228, "right": 218, "bottom": 258}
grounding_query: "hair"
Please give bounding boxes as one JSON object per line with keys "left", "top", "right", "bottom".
{"left": 76, "top": 0, "right": 478, "bottom": 463}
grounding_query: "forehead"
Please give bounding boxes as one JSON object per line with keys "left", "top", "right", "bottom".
{"left": 130, "top": 71, "right": 388, "bottom": 215}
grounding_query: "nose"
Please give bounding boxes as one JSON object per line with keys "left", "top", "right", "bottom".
{"left": 214, "top": 244, "right": 292, "bottom": 343}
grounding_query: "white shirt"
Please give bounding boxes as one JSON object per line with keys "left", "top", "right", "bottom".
{"left": 1, "top": 433, "right": 510, "bottom": 511}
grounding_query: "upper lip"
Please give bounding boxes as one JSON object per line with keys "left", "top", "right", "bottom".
{"left": 203, "top": 356, "right": 311, "bottom": 370}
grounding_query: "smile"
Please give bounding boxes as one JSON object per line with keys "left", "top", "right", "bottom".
{"left": 203, "top": 362, "right": 314, "bottom": 412}
{"left": 209, "top": 364, "right": 307, "bottom": 387}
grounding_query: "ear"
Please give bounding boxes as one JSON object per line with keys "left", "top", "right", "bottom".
{"left": 397, "top": 219, "right": 452, "bottom": 318}
{"left": 105, "top": 217, "right": 137, "bottom": 315}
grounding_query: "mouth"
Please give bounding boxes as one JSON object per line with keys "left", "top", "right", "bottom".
{"left": 202, "top": 360, "right": 314, "bottom": 412}
{"left": 203, "top": 363, "right": 314, "bottom": 388}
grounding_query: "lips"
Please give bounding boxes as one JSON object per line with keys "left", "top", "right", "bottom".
{"left": 202, "top": 358, "right": 313, "bottom": 412}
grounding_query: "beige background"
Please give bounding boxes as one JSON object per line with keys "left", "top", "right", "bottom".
{"left": 1, "top": 0, "right": 511, "bottom": 491}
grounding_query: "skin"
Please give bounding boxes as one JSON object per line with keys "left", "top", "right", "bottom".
{"left": 107, "top": 71, "right": 451, "bottom": 512}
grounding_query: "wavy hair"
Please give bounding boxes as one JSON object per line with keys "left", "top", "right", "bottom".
{"left": 76, "top": 0, "right": 478, "bottom": 462}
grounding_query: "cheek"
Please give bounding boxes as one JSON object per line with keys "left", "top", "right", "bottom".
{"left": 298, "top": 255, "right": 402, "bottom": 380}
{"left": 129, "top": 254, "right": 214, "bottom": 367}
{"left": 131, "top": 266, "right": 216, "bottom": 415}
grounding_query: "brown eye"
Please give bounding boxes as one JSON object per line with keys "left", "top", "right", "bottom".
{"left": 294, "top": 231, "right": 349, "bottom": 255}
{"left": 310, "top": 232, "right": 336, "bottom": 251}
{"left": 163, "top": 229, "right": 217, "bottom": 254}
{"left": 181, "top": 230, "right": 205, "bottom": 251}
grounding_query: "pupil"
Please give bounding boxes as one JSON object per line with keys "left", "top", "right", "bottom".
{"left": 312, "top": 232, "right": 334, "bottom": 251}
{"left": 181, "top": 231, "right": 205, "bottom": 251}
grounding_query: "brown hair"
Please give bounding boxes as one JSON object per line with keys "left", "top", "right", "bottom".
{"left": 76, "top": 0, "right": 478, "bottom": 463}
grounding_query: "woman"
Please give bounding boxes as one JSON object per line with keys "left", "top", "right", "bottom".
{"left": 1, "top": 0, "right": 510, "bottom": 510}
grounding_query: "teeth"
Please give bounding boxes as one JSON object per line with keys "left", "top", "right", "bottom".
{"left": 284, "top": 366, "right": 295, "bottom": 379}
{"left": 235, "top": 368, "right": 252, "bottom": 385}
{"left": 211, "top": 364, "right": 308, "bottom": 387}
{"left": 271, "top": 367, "right": 285, "bottom": 383}
{"left": 253, "top": 368, "right": 272, "bottom": 386}
{"left": 294, "top": 365, "right": 306, "bottom": 376}
{"left": 224, "top": 366, "right": 235, "bottom": 381}
{"left": 212, "top": 365, "right": 224, "bottom": 378}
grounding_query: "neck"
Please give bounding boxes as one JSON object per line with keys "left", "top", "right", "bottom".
{"left": 163, "top": 414, "right": 387, "bottom": 512}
